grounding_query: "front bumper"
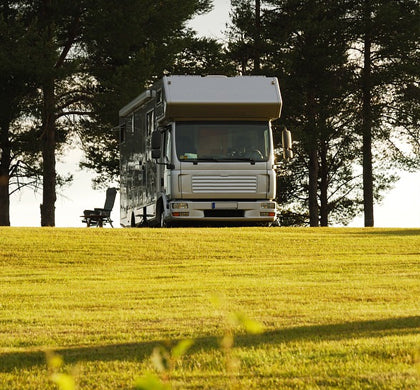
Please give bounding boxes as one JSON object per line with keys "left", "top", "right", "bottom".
{"left": 168, "top": 200, "right": 277, "bottom": 222}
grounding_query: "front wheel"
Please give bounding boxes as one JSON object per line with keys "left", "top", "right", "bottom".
{"left": 156, "top": 202, "right": 169, "bottom": 228}
{"left": 159, "top": 209, "right": 166, "bottom": 228}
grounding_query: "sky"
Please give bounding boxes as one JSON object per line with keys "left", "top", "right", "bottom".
{"left": 8, "top": 0, "right": 420, "bottom": 228}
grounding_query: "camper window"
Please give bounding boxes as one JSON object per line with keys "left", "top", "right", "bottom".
{"left": 120, "top": 123, "right": 126, "bottom": 143}
{"left": 146, "top": 110, "right": 154, "bottom": 136}
{"left": 130, "top": 114, "right": 135, "bottom": 133}
{"left": 156, "top": 89, "right": 163, "bottom": 104}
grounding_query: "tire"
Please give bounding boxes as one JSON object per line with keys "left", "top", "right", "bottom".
{"left": 130, "top": 212, "right": 136, "bottom": 228}
{"left": 159, "top": 210, "right": 166, "bottom": 228}
{"left": 156, "top": 202, "right": 166, "bottom": 228}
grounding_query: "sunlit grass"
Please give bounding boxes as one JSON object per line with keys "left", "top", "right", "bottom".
{"left": 0, "top": 227, "right": 419, "bottom": 389}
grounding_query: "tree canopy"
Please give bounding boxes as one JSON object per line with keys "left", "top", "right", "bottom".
{"left": 1, "top": 0, "right": 419, "bottom": 227}
{"left": 226, "top": 0, "right": 419, "bottom": 226}
{"left": 0, "top": 0, "right": 212, "bottom": 226}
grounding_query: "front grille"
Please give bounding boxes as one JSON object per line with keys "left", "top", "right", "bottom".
{"left": 204, "top": 210, "right": 245, "bottom": 218}
{"left": 192, "top": 176, "right": 257, "bottom": 193}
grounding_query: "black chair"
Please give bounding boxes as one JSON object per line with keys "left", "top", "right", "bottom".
{"left": 82, "top": 187, "right": 117, "bottom": 227}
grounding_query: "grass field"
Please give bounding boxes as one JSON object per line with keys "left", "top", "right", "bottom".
{"left": 0, "top": 227, "right": 419, "bottom": 389}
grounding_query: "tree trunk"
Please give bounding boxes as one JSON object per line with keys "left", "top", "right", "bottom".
{"left": 308, "top": 147, "right": 319, "bottom": 226}
{"left": 362, "top": 0, "right": 374, "bottom": 227}
{"left": 306, "top": 89, "right": 319, "bottom": 227}
{"left": 40, "top": 76, "right": 56, "bottom": 227}
{"left": 319, "top": 139, "right": 328, "bottom": 226}
{"left": 0, "top": 120, "right": 11, "bottom": 226}
{"left": 253, "top": 0, "right": 261, "bottom": 73}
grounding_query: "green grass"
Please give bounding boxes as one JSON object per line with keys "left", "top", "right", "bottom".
{"left": 0, "top": 227, "right": 419, "bottom": 389}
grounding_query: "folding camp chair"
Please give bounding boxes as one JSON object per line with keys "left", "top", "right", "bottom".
{"left": 81, "top": 187, "right": 117, "bottom": 227}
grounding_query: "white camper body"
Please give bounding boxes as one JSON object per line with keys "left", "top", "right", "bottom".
{"left": 119, "top": 75, "right": 282, "bottom": 227}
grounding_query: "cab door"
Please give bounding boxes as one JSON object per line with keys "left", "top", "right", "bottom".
{"left": 162, "top": 126, "right": 173, "bottom": 197}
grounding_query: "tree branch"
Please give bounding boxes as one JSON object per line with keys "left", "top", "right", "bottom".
{"left": 55, "top": 12, "right": 82, "bottom": 69}
{"left": 55, "top": 110, "right": 93, "bottom": 120}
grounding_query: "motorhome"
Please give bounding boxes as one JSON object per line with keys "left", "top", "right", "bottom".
{"left": 119, "top": 75, "right": 291, "bottom": 227}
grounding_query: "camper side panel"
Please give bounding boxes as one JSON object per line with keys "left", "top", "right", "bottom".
{"left": 119, "top": 98, "right": 158, "bottom": 226}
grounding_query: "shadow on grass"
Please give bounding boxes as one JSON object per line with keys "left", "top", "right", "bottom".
{"left": 1, "top": 316, "right": 419, "bottom": 372}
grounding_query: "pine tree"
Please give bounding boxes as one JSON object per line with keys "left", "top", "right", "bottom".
{"left": 0, "top": 0, "right": 212, "bottom": 226}
{"left": 77, "top": 1, "right": 214, "bottom": 187}
{"left": 0, "top": 3, "right": 42, "bottom": 225}
{"left": 227, "top": 0, "right": 419, "bottom": 226}
{"left": 263, "top": 0, "right": 359, "bottom": 226}
{"left": 348, "top": 0, "right": 420, "bottom": 226}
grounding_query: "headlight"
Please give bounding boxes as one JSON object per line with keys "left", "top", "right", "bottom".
{"left": 172, "top": 203, "right": 188, "bottom": 209}
{"left": 261, "top": 202, "right": 275, "bottom": 209}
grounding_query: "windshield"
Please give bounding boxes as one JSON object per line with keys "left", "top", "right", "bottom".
{"left": 175, "top": 121, "right": 270, "bottom": 162}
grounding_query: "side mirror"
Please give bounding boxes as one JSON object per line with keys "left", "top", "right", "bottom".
{"left": 151, "top": 131, "right": 161, "bottom": 159}
{"left": 282, "top": 128, "right": 293, "bottom": 160}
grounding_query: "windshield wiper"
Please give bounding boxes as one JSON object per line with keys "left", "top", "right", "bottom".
{"left": 223, "top": 157, "right": 258, "bottom": 164}
{"left": 180, "top": 157, "right": 220, "bottom": 164}
{"left": 185, "top": 157, "right": 258, "bottom": 164}
{"left": 194, "top": 157, "right": 221, "bottom": 162}
{"left": 228, "top": 157, "right": 255, "bottom": 162}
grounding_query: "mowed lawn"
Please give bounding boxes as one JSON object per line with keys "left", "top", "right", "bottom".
{"left": 0, "top": 227, "right": 419, "bottom": 389}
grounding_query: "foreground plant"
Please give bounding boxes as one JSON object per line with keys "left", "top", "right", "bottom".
{"left": 46, "top": 352, "right": 76, "bottom": 390}
{"left": 134, "top": 339, "right": 194, "bottom": 390}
